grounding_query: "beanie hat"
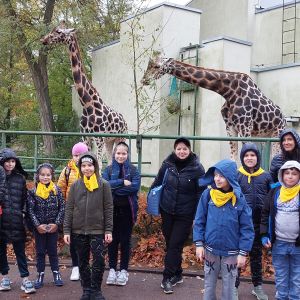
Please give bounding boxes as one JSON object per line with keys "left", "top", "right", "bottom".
{"left": 174, "top": 137, "right": 191, "bottom": 149}
{"left": 72, "top": 142, "right": 88, "bottom": 156}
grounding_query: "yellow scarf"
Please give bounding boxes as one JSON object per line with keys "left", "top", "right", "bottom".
{"left": 70, "top": 160, "right": 80, "bottom": 179}
{"left": 36, "top": 181, "right": 57, "bottom": 199}
{"left": 238, "top": 167, "right": 265, "bottom": 183}
{"left": 83, "top": 173, "right": 99, "bottom": 192}
{"left": 279, "top": 185, "right": 300, "bottom": 203}
{"left": 210, "top": 188, "right": 237, "bottom": 207}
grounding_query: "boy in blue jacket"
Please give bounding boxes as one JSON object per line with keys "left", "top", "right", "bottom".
{"left": 193, "top": 159, "right": 254, "bottom": 300}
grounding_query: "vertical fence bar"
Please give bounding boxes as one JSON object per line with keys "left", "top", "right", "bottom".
{"left": 136, "top": 135, "right": 142, "bottom": 173}
{"left": 1, "top": 132, "right": 6, "bottom": 148}
{"left": 262, "top": 141, "right": 271, "bottom": 170}
{"left": 34, "top": 135, "right": 38, "bottom": 173}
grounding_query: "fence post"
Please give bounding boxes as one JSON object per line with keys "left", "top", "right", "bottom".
{"left": 136, "top": 135, "right": 142, "bottom": 173}
{"left": 262, "top": 141, "right": 271, "bottom": 170}
{"left": 1, "top": 132, "right": 6, "bottom": 148}
{"left": 34, "top": 135, "right": 38, "bottom": 173}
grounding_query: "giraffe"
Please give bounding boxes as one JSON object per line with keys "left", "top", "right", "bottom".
{"left": 41, "top": 22, "right": 128, "bottom": 169}
{"left": 141, "top": 56, "right": 286, "bottom": 160}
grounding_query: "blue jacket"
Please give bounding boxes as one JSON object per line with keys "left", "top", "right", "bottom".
{"left": 102, "top": 158, "right": 141, "bottom": 224}
{"left": 193, "top": 159, "right": 254, "bottom": 256}
{"left": 238, "top": 143, "right": 273, "bottom": 223}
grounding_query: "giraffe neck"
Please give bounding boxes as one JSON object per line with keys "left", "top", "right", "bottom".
{"left": 67, "top": 35, "right": 104, "bottom": 108}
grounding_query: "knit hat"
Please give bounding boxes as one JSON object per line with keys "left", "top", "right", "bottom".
{"left": 72, "top": 142, "right": 88, "bottom": 155}
{"left": 174, "top": 137, "right": 191, "bottom": 149}
{"left": 79, "top": 153, "right": 96, "bottom": 166}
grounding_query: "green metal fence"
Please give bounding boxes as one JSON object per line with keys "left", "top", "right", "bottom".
{"left": 0, "top": 130, "right": 279, "bottom": 177}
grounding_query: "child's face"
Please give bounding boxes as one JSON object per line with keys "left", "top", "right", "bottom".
{"left": 3, "top": 159, "right": 16, "bottom": 174}
{"left": 38, "top": 167, "right": 52, "bottom": 185}
{"left": 175, "top": 142, "right": 190, "bottom": 160}
{"left": 282, "top": 168, "right": 300, "bottom": 188}
{"left": 114, "top": 145, "right": 128, "bottom": 164}
{"left": 282, "top": 134, "right": 296, "bottom": 152}
{"left": 214, "top": 171, "right": 230, "bottom": 191}
{"left": 81, "top": 161, "right": 95, "bottom": 178}
{"left": 72, "top": 154, "right": 80, "bottom": 164}
{"left": 243, "top": 151, "right": 258, "bottom": 169}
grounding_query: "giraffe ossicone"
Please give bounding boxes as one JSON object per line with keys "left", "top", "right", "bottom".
{"left": 41, "top": 22, "right": 128, "bottom": 170}
{"left": 142, "top": 55, "right": 286, "bottom": 160}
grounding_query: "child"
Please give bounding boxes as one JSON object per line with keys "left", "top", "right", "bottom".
{"left": 64, "top": 152, "right": 113, "bottom": 300}
{"left": 57, "top": 141, "right": 88, "bottom": 281}
{"left": 235, "top": 143, "right": 272, "bottom": 300}
{"left": 27, "top": 163, "right": 65, "bottom": 289}
{"left": 193, "top": 159, "right": 254, "bottom": 300}
{"left": 0, "top": 148, "right": 36, "bottom": 294}
{"left": 261, "top": 160, "right": 300, "bottom": 299}
{"left": 102, "top": 142, "right": 141, "bottom": 286}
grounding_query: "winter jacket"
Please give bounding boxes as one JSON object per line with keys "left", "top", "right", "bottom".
{"left": 102, "top": 156, "right": 141, "bottom": 224}
{"left": 238, "top": 143, "right": 273, "bottom": 223}
{"left": 64, "top": 152, "right": 113, "bottom": 235}
{"left": 27, "top": 186, "right": 65, "bottom": 227}
{"left": 57, "top": 159, "right": 80, "bottom": 200}
{"left": 151, "top": 152, "right": 205, "bottom": 216}
{"left": 270, "top": 128, "right": 300, "bottom": 182}
{"left": 0, "top": 166, "right": 5, "bottom": 229}
{"left": 193, "top": 159, "right": 254, "bottom": 257}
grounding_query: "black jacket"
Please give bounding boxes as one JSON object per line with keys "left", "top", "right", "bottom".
{"left": 0, "top": 166, "right": 6, "bottom": 230}
{"left": 270, "top": 128, "right": 300, "bottom": 182}
{"left": 151, "top": 152, "right": 205, "bottom": 216}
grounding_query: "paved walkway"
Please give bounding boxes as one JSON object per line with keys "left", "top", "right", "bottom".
{"left": 1, "top": 264, "right": 276, "bottom": 299}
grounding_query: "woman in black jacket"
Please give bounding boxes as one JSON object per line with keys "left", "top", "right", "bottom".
{"left": 151, "top": 137, "right": 205, "bottom": 294}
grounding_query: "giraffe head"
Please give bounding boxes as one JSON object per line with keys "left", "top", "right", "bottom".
{"left": 41, "top": 21, "right": 75, "bottom": 45}
{"left": 141, "top": 55, "right": 171, "bottom": 85}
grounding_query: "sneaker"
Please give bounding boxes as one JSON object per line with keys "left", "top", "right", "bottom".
{"left": 170, "top": 275, "right": 183, "bottom": 286}
{"left": 251, "top": 285, "right": 268, "bottom": 300}
{"left": 160, "top": 279, "right": 173, "bottom": 294}
{"left": 116, "top": 269, "right": 129, "bottom": 286}
{"left": 21, "top": 279, "right": 36, "bottom": 294}
{"left": 53, "top": 271, "right": 64, "bottom": 286}
{"left": 106, "top": 268, "right": 117, "bottom": 285}
{"left": 233, "top": 287, "right": 239, "bottom": 300}
{"left": 34, "top": 272, "right": 44, "bottom": 289}
{"left": 80, "top": 288, "right": 91, "bottom": 300}
{"left": 91, "top": 289, "right": 105, "bottom": 300}
{"left": 70, "top": 266, "right": 80, "bottom": 281}
{"left": 0, "top": 277, "right": 11, "bottom": 291}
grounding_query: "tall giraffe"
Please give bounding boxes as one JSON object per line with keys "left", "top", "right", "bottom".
{"left": 41, "top": 22, "right": 128, "bottom": 169}
{"left": 141, "top": 56, "right": 286, "bottom": 160}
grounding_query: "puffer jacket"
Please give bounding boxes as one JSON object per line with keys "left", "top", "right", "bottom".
{"left": 151, "top": 152, "right": 205, "bottom": 216}
{"left": 193, "top": 159, "right": 254, "bottom": 257}
{"left": 238, "top": 143, "right": 273, "bottom": 223}
{"left": 270, "top": 128, "right": 300, "bottom": 182}
{"left": 102, "top": 156, "right": 141, "bottom": 224}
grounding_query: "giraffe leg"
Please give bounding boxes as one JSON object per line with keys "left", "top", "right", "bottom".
{"left": 225, "top": 125, "right": 239, "bottom": 161}
{"left": 104, "top": 139, "right": 115, "bottom": 166}
{"left": 81, "top": 136, "right": 92, "bottom": 151}
{"left": 94, "top": 137, "right": 105, "bottom": 171}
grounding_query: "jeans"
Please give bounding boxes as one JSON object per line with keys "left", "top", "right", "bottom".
{"left": 108, "top": 205, "right": 133, "bottom": 271}
{"left": 0, "top": 239, "right": 29, "bottom": 277}
{"left": 204, "top": 250, "right": 237, "bottom": 300}
{"left": 70, "top": 235, "right": 79, "bottom": 267}
{"left": 272, "top": 240, "right": 300, "bottom": 300}
{"left": 34, "top": 230, "right": 59, "bottom": 272}
{"left": 161, "top": 209, "right": 193, "bottom": 280}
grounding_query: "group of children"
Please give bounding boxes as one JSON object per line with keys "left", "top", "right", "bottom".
{"left": 0, "top": 128, "right": 299, "bottom": 300}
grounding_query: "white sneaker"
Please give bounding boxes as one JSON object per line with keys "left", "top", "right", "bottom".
{"left": 116, "top": 269, "right": 129, "bottom": 286}
{"left": 0, "top": 277, "right": 11, "bottom": 291}
{"left": 21, "top": 278, "right": 36, "bottom": 294}
{"left": 70, "top": 266, "right": 80, "bottom": 281}
{"left": 106, "top": 269, "right": 117, "bottom": 285}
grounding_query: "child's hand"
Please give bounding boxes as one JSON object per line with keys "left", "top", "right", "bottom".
{"left": 261, "top": 237, "right": 272, "bottom": 248}
{"left": 196, "top": 246, "right": 205, "bottom": 262}
{"left": 64, "top": 235, "right": 71, "bottom": 245}
{"left": 37, "top": 224, "right": 47, "bottom": 234}
{"left": 48, "top": 224, "right": 58, "bottom": 233}
{"left": 124, "top": 180, "right": 132, "bottom": 186}
{"left": 237, "top": 255, "right": 246, "bottom": 268}
{"left": 105, "top": 233, "right": 112, "bottom": 244}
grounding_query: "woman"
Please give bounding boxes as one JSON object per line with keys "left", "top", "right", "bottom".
{"left": 150, "top": 137, "right": 205, "bottom": 294}
{"left": 270, "top": 128, "right": 300, "bottom": 182}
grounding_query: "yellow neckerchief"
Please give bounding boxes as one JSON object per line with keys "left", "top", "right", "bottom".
{"left": 70, "top": 160, "right": 80, "bottom": 179}
{"left": 83, "top": 173, "right": 99, "bottom": 192}
{"left": 238, "top": 167, "right": 264, "bottom": 184}
{"left": 279, "top": 184, "right": 300, "bottom": 203}
{"left": 36, "top": 181, "right": 57, "bottom": 199}
{"left": 210, "top": 188, "right": 237, "bottom": 207}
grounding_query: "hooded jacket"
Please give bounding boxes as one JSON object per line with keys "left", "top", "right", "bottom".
{"left": 102, "top": 152, "right": 141, "bottom": 224}
{"left": 64, "top": 152, "right": 113, "bottom": 235}
{"left": 0, "top": 148, "right": 27, "bottom": 241}
{"left": 151, "top": 152, "right": 205, "bottom": 216}
{"left": 193, "top": 159, "right": 254, "bottom": 256}
{"left": 238, "top": 143, "right": 273, "bottom": 223}
{"left": 261, "top": 160, "right": 300, "bottom": 246}
{"left": 270, "top": 128, "right": 300, "bottom": 182}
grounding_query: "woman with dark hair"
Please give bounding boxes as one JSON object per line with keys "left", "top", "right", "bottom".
{"left": 150, "top": 137, "right": 205, "bottom": 294}
{"left": 270, "top": 128, "right": 300, "bottom": 182}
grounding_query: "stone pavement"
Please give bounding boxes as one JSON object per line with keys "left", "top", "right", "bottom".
{"left": 1, "top": 263, "right": 276, "bottom": 300}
